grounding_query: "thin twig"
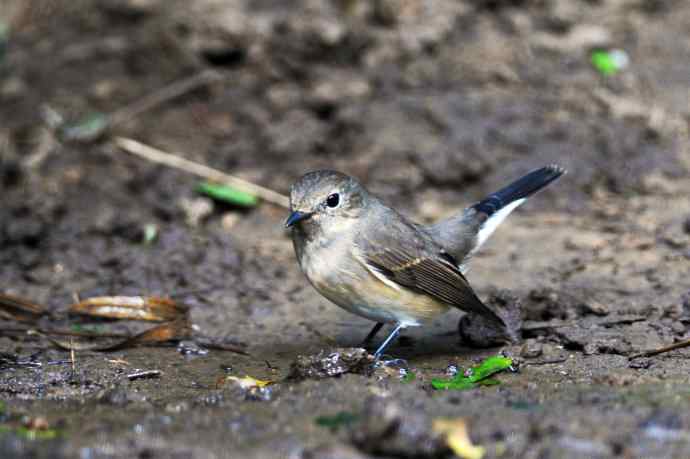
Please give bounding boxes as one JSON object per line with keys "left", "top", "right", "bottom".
{"left": 115, "top": 137, "right": 290, "bottom": 208}
{"left": 127, "top": 370, "right": 161, "bottom": 381}
{"left": 629, "top": 338, "right": 690, "bottom": 360}
{"left": 70, "top": 337, "right": 76, "bottom": 374}
{"left": 109, "top": 70, "right": 222, "bottom": 127}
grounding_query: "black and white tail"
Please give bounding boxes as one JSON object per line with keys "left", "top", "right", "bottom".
{"left": 471, "top": 164, "right": 565, "bottom": 252}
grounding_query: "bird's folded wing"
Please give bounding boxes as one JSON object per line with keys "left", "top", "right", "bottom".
{"left": 361, "top": 247, "right": 503, "bottom": 322}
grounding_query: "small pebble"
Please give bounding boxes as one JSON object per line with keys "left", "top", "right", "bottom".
{"left": 179, "top": 197, "right": 214, "bottom": 227}
{"left": 177, "top": 340, "right": 209, "bottom": 357}
{"left": 520, "top": 340, "right": 543, "bottom": 358}
{"left": 629, "top": 358, "right": 652, "bottom": 370}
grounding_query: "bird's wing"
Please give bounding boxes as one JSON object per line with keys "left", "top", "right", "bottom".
{"left": 358, "top": 224, "right": 503, "bottom": 323}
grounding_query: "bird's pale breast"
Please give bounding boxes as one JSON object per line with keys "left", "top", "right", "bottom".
{"left": 298, "top": 235, "right": 449, "bottom": 326}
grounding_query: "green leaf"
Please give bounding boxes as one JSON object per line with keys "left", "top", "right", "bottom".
{"left": 591, "top": 50, "right": 628, "bottom": 76}
{"left": 431, "top": 356, "right": 513, "bottom": 391}
{"left": 60, "top": 113, "right": 110, "bottom": 142}
{"left": 315, "top": 411, "right": 359, "bottom": 430}
{"left": 432, "top": 378, "right": 476, "bottom": 391}
{"left": 143, "top": 223, "right": 159, "bottom": 245}
{"left": 196, "top": 182, "right": 259, "bottom": 208}
{"left": 465, "top": 356, "right": 513, "bottom": 383}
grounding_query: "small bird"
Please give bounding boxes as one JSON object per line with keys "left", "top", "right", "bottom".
{"left": 285, "top": 165, "right": 565, "bottom": 358}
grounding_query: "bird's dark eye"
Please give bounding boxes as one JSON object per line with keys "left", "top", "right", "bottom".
{"left": 326, "top": 193, "right": 340, "bottom": 208}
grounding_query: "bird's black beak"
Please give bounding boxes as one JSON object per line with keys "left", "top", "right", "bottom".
{"left": 285, "top": 210, "right": 313, "bottom": 228}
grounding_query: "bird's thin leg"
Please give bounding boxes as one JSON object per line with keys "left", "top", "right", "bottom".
{"left": 361, "top": 322, "right": 384, "bottom": 346}
{"left": 373, "top": 323, "right": 403, "bottom": 360}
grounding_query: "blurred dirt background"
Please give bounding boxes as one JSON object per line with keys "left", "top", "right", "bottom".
{"left": 1, "top": 0, "right": 690, "bottom": 458}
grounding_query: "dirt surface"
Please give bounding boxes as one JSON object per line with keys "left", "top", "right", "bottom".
{"left": 1, "top": 0, "right": 690, "bottom": 458}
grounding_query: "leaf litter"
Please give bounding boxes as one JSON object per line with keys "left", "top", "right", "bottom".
{"left": 0, "top": 293, "right": 246, "bottom": 355}
{"left": 0, "top": 293, "right": 45, "bottom": 322}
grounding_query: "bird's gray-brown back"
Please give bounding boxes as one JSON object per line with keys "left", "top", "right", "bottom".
{"left": 353, "top": 200, "right": 504, "bottom": 323}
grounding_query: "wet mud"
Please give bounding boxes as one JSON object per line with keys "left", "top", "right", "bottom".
{"left": 1, "top": 0, "right": 690, "bottom": 457}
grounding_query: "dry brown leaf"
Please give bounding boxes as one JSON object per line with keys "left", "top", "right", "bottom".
{"left": 45, "top": 318, "right": 191, "bottom": 351}
{"left": 69, "top": 296, "right": 187, "bottom": 321}
{"left": 121, "top": 318, "right": 191, "bottom": 346}
{"left": 0, "top": 293, "right": 46, "bottom": 322}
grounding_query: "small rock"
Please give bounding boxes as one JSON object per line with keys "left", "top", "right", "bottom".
{"left": 177, "top": 340, "right": 209, "bottom": 357}
{"left": 629, "top": 358, "right": 652, "bottom": 370}
{"left": 372, "top": 0, "right": 401, "bottom": 26}
{"left": 0, "top": 77, "right": 27, "bottom": 100}
{"left": 523, "top": 288, "right": 570, "bottom": 321}
{"left": 662, "top": 226, "right": 690, "bottom": 249}
{"left": 683, "top": 216, "right": 690, "bottom": 235}
{"left": 0, "top": 156, "right": 23, "bottom": 187}
{"left": 524, "top": 288, "right": 608, "bottom": 321}
{"left": 288, "top": 348, "right": 374, "bottom": 380}
{"left": 221, "top": 212, "right": 241, "bottom": 231}
{"left": 530, "top": 24, "right": 611, "bottom": 53}
{"left": 310, "top": 73, "right": 371, "bottom": 106}
{"left": 662, "top": 303, "right": 685, "bottom": 320}
{"left": 350, "top": 397, "right": 446, "bottom": 457}
{"left": 556, "top": 326, "right": 632, "bottom": 356}
{"left": 165, "top": 401, "right": 190, "bottom": 413}
{"left": 179, "top": 197, "right": 214, "bottom": 227}
{"left": 671, "top": 322, "right": 686, "bottom": 335}
{"left": 97, "top": 384, "right": 146, "bottom": 405}
{"left": 520, "top": 339, "right": 543, "bottom": 358}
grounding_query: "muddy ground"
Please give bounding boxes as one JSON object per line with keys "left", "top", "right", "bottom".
{"left": 1, "top": 0, "right": 690, "bottom": 458}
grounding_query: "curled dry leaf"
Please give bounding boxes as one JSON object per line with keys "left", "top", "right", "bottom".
{"left": 0, "top": 293, "right": 45, "bottom": 322}
{"left": 121, "top": 318, "right": 192, "bottom": 346}
{"left": 46, "top": 318, "right": 191, "bottom": 351}
{"left": 432, "top": 418, "right": 485, "bottom": 459}
{"left": 69, "top": 296, "right": 187, "bottom": 321}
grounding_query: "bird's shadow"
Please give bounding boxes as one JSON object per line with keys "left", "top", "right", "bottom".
{"left": 256, "top": 315, "right": 503, "bottom": 362}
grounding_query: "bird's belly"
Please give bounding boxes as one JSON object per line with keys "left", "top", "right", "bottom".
{"left": 301, "top": 246, "right": 449, "bottom": 326}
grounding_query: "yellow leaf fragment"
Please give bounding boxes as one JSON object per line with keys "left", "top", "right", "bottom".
{"left": 223, "top": 375, "right": 273, "bottom": 389}
{"left": 433, "top": 418, "right": 485, "bottom": 459}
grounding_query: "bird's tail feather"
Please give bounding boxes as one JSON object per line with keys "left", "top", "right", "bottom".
{"left": 472, "top": 164, "right": 566, "bottom": 217}
{"left": 426, "top": 164, "right": 566, "bottom": 265}
{"left": 468, "top": 164, "right": 565, "bottom": 257}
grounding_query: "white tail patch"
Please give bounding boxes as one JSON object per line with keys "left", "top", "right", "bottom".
{"left": 470, "top": 198, "right": 526, "bottom": 256}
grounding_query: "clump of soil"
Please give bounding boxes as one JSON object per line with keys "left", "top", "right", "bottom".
{"left": 288, "top": 348, "right": 374, "bottom": 380}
